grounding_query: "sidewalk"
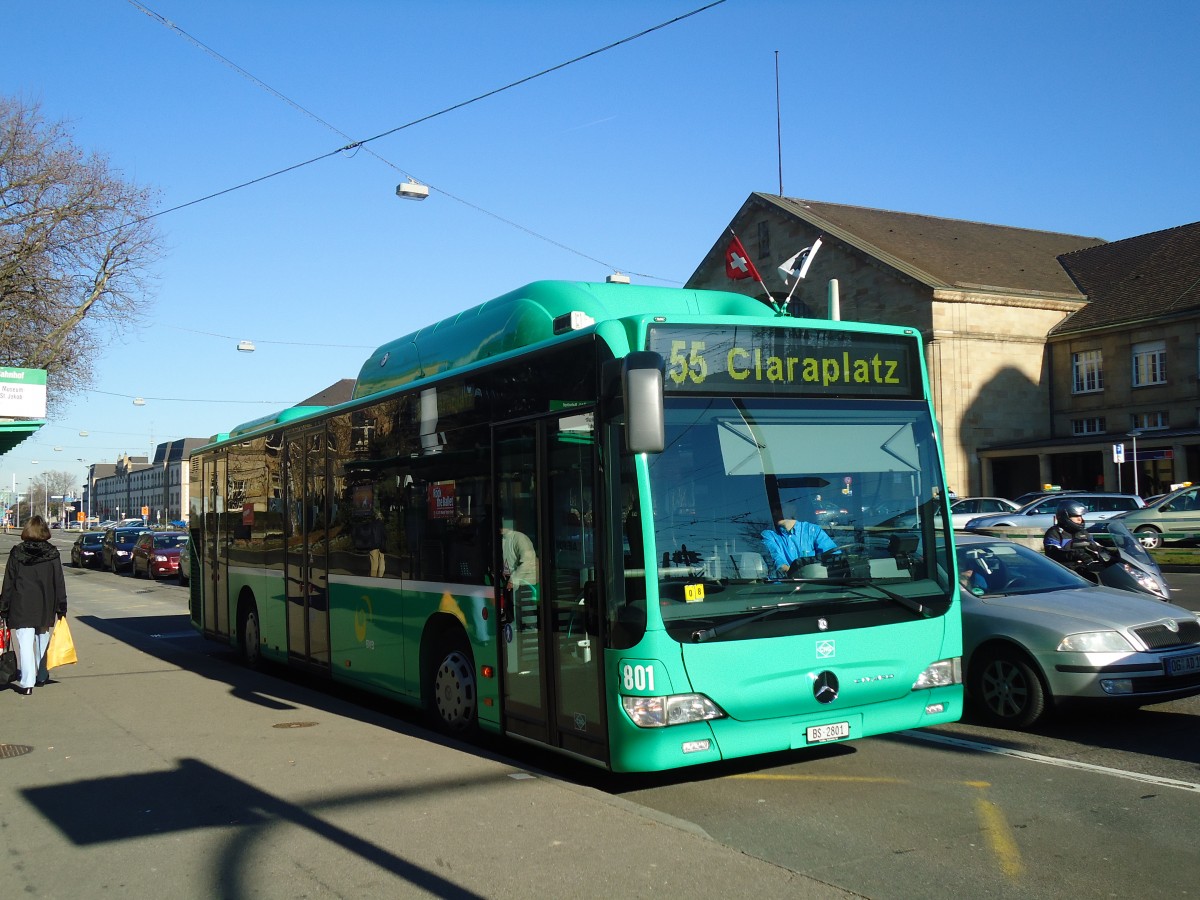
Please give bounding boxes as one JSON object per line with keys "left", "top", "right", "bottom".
{"left": 0, "top": 538, "right": 856, "bottom": 899}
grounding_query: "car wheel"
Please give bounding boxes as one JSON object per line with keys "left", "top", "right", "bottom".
{"left": 428, "top": 639, "right": 477, "bottom": 734}
{"left": 970, "top": 648, "right": 1048, "bottom": 729}
{"left": 1133, "top": 526, "right": 1162, "bottom": 550}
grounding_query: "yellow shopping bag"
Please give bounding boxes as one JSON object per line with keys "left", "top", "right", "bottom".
{"left": 46, "top": 617, "right": 78, "bottom": 669}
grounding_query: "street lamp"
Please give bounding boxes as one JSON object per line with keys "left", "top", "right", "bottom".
{"left": 1126, "top": 430, "right": 1142, "bottom": 497}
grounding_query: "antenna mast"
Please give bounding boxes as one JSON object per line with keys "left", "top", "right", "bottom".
{"left": 775, "top": 50, "right": 783, "bottom": 196}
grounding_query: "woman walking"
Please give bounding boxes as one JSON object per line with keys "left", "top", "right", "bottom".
{"left": 1, "top": 515, "right": 68, "bottom": 695}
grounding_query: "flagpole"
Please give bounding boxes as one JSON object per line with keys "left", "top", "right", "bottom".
{"left": 728, "top": 229, "right": 781, "bottom": 314}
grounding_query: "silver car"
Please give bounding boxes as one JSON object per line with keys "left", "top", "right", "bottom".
{"left": 964, "top": 492, "right": 1144, "bottom": 531}
{"left": 956, "top": 532, "right": 1200, "bottom": 728}
{"left": 1112, "top": 484, "right": 1200, "bottom": 549}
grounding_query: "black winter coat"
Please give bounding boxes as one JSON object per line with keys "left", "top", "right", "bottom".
{"left": 0, "top": 540, "right": 68, "bottom": 632}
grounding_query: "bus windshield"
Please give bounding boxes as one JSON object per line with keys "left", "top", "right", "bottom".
{"left": 646, "top": 397, "right": 953, "bottom": 642}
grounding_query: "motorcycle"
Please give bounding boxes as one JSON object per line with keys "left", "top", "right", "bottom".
{"left": 1077, "top": 518, "right": 1171, "bottom": 601}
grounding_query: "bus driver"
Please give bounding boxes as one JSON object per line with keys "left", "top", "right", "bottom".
{"left": 761, "top": 501, "right": 840, "bottom": 579}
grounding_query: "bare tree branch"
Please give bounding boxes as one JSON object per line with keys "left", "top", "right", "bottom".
{"left": 0, "top": 95, "right": 163, "bottom": 414}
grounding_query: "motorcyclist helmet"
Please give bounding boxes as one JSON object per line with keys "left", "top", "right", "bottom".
{"left": 1054, "top": 500, "right": 1088, "bottom": 533}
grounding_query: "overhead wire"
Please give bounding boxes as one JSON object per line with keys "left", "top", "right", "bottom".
{"left": 124, "top": 0, "right": 730, "bottom": 281}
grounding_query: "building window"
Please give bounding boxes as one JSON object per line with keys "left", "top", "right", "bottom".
{"left": 757, "top": 221, "right": 770, "bottom": 259}
{"left": 1072, "top": 350, "right": 1103, "bottom": 393}
{"left": 1131, "top": 340, "right": 1166, "bottom": 387}
{"left": 1131, "top": 411, "right": 1168, "bottom": 431}
{"left": 1071, "top": 417, "right": 1106, "bottom": 436}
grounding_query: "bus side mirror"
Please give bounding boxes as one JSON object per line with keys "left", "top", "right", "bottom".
{"left": 622, "top": 351, "right": 665, "bottom": 454}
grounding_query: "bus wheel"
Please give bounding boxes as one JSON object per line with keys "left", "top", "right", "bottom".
{"left": 238, "top": 601, "right": 262, "bottom": 669}
{"left": 430, "top": 640, "right": 477, "bottom": 734}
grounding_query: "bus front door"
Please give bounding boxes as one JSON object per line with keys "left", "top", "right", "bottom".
{"left": 284, "top": 428, "right": 331, "bottom": 668}
{"left": 496, "top": 412, "right": 607, "bottom": 764}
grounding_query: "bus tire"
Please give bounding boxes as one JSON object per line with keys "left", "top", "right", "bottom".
{"left": 428, "top": 637, "right": 477, "bottom": 735}
{"left": 237, "top": 598, "right": 263, "bottom": 669}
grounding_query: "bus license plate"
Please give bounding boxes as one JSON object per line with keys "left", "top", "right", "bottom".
{"left": 1165, "top": 653, "right": 1200, "bottom": 676}
{"left": 806, "top": 721, "right": 850, "bottom": 744}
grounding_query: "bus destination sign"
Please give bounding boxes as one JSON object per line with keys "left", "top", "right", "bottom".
{"left": 647, "top": 324, "right": 920, "bottom": 399}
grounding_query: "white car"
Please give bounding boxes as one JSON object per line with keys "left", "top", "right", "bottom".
{"left": 875, "top": 496, "right": 1019, "bottom": 530}
{"left": 946, "top": 497, "right": 1020, "bottom": 529}
{"left": 965, "top": 492, "right": 1144, "bottom": 530}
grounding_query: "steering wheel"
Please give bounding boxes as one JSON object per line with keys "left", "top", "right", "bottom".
{"left": 826, "top": 544, "right": 869, "bottom": 560}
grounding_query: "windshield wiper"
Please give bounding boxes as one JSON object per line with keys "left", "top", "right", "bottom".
{"left": 816, "top": 577, "right": 933, "bottom": 618}
{"left": 690, "top": 601, "right": 805, "bottom": 643}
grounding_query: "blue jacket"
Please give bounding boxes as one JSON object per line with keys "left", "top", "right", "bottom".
{"left": 761, "top": 521, "right": 839, "bottom": 577}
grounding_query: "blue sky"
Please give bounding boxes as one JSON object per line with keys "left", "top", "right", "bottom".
{"left": 3, "top": 0, "right": 1198, "bottom": 498}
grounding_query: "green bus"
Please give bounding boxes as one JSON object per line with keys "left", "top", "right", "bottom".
{"left": 187, "top": 280, "right": 962, "bottom": 772}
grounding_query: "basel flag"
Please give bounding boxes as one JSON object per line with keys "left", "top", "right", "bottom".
{"left": 724, "top": 234, "right": 761, "bottom": 282}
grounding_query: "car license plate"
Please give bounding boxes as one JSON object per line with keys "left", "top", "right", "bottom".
{"left": 1165, "top": 653, "right": 1200, "bottom": 676}
{"left": 806, "top": 721, "right": 851, "bottom": 744}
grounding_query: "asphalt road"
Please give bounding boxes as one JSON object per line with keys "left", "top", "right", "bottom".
{"left": 24, "top": 532, "right": 1200, "bottom": 899}
{"left": 599, "top": 567, "right": 1200, "bottom": 899}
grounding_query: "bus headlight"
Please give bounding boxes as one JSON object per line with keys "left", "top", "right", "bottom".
{"left": 621, "top": 693, "right": 726, "bottom": 728}
{"left": 911, "top": 658, "right": 962, "bottom": 690}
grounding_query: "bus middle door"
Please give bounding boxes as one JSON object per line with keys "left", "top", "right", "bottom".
{"left": 284, "top": 428, "right": 331, "bottom": 668}
{"left": 496, "top": 411, "right": 607, "bottom": 765}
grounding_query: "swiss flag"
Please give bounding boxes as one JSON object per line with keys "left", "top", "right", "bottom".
{"left": 724, "top": 234, "right": 761, "bottom": 282}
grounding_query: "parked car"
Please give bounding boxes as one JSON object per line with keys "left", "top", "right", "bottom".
{"left": 103, "top": 526, "right": 148, "bottom": 573}
{"left": 1110, "top": 484, "right": 1200, "bottom": 550}
{"left": 177, "top": 537, "right": 191, "bottom": 585}
{"left": 115, "top": 517, "right": 147, "bottom": 528}
{"left": 964, "top": 492, "right": 1144, "bottom": 531}
{"left": 131, "top": 531, "right": 188, "bottom": 579}
{"left": 70, "top": 531, "right": 105, "bottom": 568}
{"left": 956, "top": 532, "right": 1200, "bottom": 728}
{"left": 876, "top": 496, "right": 1021, "bottom": 530}
{"left": 1009, "top": 489, "right": 1087, "bottom": 506}
{"left": 946, "top": 497, "right": 1020, "bottom": 528}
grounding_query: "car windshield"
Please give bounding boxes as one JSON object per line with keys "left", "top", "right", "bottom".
{"left": 155, "top": 535, "right": 186, "bottom": 548}
{"left": 646, "top": 397, "right": 954, "bottom": 642}
{"left": 956, "top": 540, "right": 1091, "bottom": 596}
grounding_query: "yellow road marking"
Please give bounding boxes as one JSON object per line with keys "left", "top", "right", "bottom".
{"left": 729, "top": 774, "right": 1024, "bottom": 879}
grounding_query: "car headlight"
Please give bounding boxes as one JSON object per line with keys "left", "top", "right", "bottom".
{"left": 1057, "top": 631, "right": 1134, "bottom": 653}
{"left": 621, "top": 693, "right": 725, "bottom": 728}
{"left": 912, "top": 657, "right": 962, "bottom": 690}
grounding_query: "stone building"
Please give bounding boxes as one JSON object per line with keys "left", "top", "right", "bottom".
{"left": 90, "top": 438, "right": 206, "bottom": 524}
{"left": 686, "top": 193, "right": 1105, "bottom": 496}
{"left": 987, "top": 221, "right": 1200, "bottom": 496}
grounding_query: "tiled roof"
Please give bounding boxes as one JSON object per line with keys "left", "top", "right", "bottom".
{"left": 1052, "top": 221, "right": 1200, "bottom": 334}
{"left": 758, "top": 194, "right": 1105, "bottom": 298}
{"left": 298, "top": 379, "right": 355, "bottom": 407}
